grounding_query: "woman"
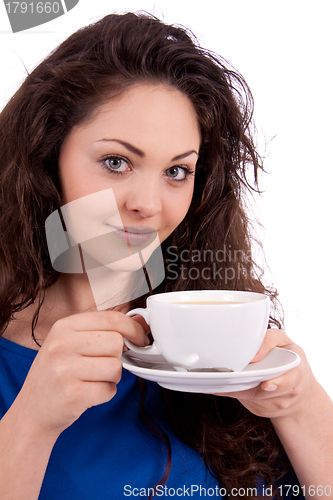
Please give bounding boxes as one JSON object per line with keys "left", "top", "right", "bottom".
{"left": 0, "top": 12, "right": 332, "bottom": 500}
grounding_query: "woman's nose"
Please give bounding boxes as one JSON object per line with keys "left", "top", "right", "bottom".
{"left": 125, "top": 178, "right": 163, "bottom": 218}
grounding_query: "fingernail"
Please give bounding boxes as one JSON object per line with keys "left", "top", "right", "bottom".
{"left": 264, "top": 384, "right": 278, "bottom": 392}
{"left": 144, "top": 335, "right": 150, "bottom": 346}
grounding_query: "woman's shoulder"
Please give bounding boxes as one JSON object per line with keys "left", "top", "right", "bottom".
{"left": 0, "top": 335, "right": 38, "bottom": 358}
{"left": 0, "top": 336, "right": 37, "bottom": 417}
{"left": 1, "top": 325, "right": 39, "bottom": 350}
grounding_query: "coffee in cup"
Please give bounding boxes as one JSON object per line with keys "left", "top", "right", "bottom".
{"left": 125, "top": 290, "right": 270, "bottom": 372}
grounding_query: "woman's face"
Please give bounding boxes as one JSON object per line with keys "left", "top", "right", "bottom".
{"left": 58, "top": 83, "right": 201, "bottom": 270}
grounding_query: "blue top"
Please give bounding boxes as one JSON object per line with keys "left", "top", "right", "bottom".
{"left": 0, "top": 336, "right": 303, "bottom": 499}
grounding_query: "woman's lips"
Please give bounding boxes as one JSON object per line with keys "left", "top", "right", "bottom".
{"left": 108, "top": 225, "right": 156, "bottom": 246}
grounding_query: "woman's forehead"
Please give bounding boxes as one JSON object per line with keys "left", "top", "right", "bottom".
{"left": 67, "top": 83, "right": 201, "bottom": 151}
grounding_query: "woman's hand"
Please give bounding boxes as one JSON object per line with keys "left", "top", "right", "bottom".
{"left": 216, "top": 329, "right": 333, "bottom": 494}
{"left": 14, "top": 311, "right": 149, "bottom": 438}
{"left": 215, "top": 329, "right": 315, "bottom": 419}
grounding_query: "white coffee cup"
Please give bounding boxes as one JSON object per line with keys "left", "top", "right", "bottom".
{"left": 125, "top": 290, "right": 270, "bottom": 371}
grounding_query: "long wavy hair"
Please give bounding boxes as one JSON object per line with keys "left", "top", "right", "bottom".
{"left": 0, "top": 12, "right": 292, "bottom": 497}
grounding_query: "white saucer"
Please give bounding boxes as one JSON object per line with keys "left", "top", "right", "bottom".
{"left": 121, "top": 347, "right": 300, "bottom": 393}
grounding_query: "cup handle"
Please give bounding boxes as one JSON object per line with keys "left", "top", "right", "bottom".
{"left": 125, "top": 308, "right": 160, "bottom": 356}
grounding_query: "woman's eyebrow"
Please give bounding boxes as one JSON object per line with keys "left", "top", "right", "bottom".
{"left": 97, "top": 139, "right": 145, "bottom": 157}
{"left": 171, "top": 150, "right": 199, "bottom": 162}
{"left": 97, "top": 139, "right": 198, "bottom": 162}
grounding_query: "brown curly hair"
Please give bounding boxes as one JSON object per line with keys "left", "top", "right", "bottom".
{"left": 0, "top": 12, "right": 294, "bottom": 498}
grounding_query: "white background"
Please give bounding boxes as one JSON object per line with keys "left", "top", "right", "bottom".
{"left": 1, "top": 0, "right": 332, "bottom": 398}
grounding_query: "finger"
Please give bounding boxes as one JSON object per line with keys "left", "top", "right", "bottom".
{"left": 57, "top": 310, "right": 142, "bottom": 334}
{"left": 75, "top": 331, "right": 125, "bottom": 357}
{"left": 215, "top": 383, "right": 263, "bottom": 399}
{"left": 44, "top": 330, "right": 124, "bottom": 357}
{"left": 131, "top": 314, "right": 150, "bottom": 334}
{"left": 81, "top": 381, "right": 118, "bottom": 407}
{"left": 261, "top": 364, "right": 303, "bottom": 392}
{"left": 74, "top": 356, "right": 123, "bottom": 383}
{"left": 120, "top": 313, "right": 150, "bottom": 346}
{"left": 250, "top": 329, "right": 292, "bottom": 363}
{"left": 217, "top": 364, "right": 302, "bottom": 399}
{"left": 55, "top": 310, "right": 149, "bottom": 347}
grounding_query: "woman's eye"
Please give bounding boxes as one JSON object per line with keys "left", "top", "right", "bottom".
{"left": 103, "top": 156, "right": 129, "bottom": 173}
{"left": 166, "top": 166, "right": 192, "bottom": 181}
